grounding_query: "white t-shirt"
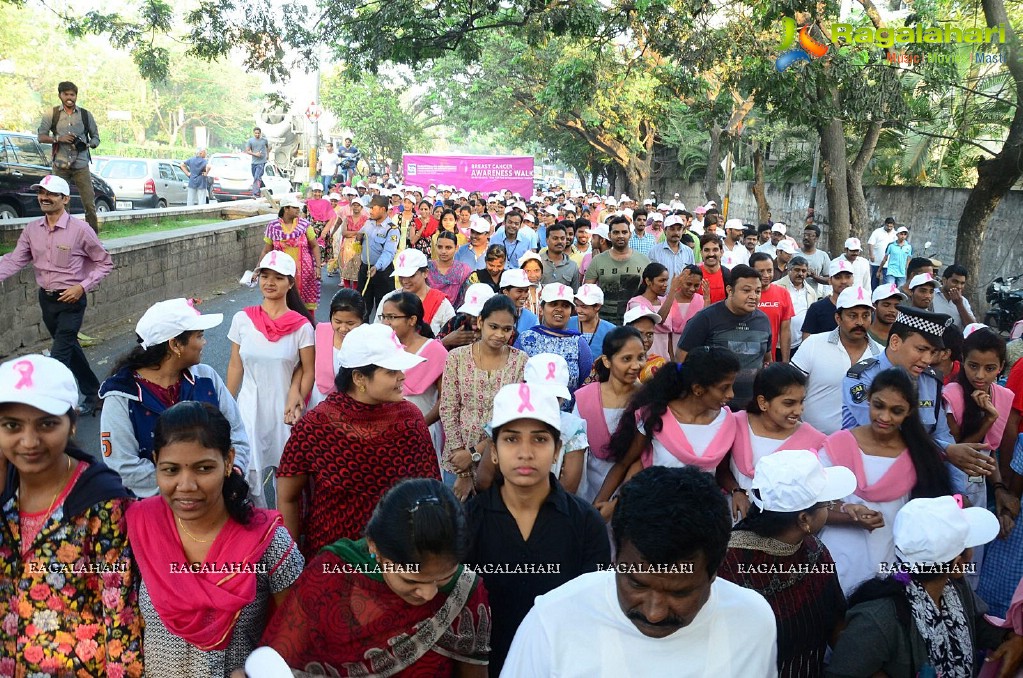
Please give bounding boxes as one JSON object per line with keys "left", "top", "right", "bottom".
{"left": 792, "top": 329, "right": 882, "bottom": 435}
{"left": 867, "top": 227, "right": 897, "bottom": 266}
{"left": 832, "top": 254, "right": 872, "bottom": 293}
{"left": 319, "top": 151, "right": 340, "bottom": 176}
{"left": 722, "top": 240, "right": 750, "bottom": 267}
{"left": 787, "top": 284, "right": 811, "bottom": 347}
{"left": 638, "top": 408, "right": 727, "bottom": 470}
{"left": 501, "top": 571, "right": 777, "bottom": 677}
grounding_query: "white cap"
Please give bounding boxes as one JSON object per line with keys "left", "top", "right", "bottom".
{"left": 655, "top": 202, "right": 668, "bottom": 211}
{"left": 309, "top": 182, "right": 324, "bottom": 191}
{"left": 835, "top": 286, "right": 873, "bottom": 311}
{"left": 574, "top": 283, "right": 604, "bottom": 306}
{"left": 844, "top": 237, "right": 862, "bottom": 251}
{"left": 643, "top": 199, "right": 655, "bottom": 206}
{"left": 605, "top": 197, "right": 618, "bottom": 207}
{"left": 468, "top": 218, "right": 491, "bottom": 234}
{"left": 909, "top": 272, "right": 939, "bottom": 289}
{"left": 518, "top": 251, "right": 543, "bottom": 268}
{"left": 771, "top": 223, "right": 787, "bottom": 235}
{"left": 963, "top": 322, "right": 989, "bottom": 339}
{"left": 0, "top": 355, "right": 80, "bottom": 415}
{"left": 30, "top": 175, "right": 70, "bottom": 196}
{"left": 829, "top": 259, "right": 854, "bottom": 277}
{"left": 279, "top": 195, "right": 303, "bottom": 209}
{"left": 872, "top": 282, "right": 908, "bottom": 304}
{"left": 724, "top": 218, "right": 745, "bottom": 231}
{"left": 777, "top": 240, "right": 798, "bottom": 256}
{"left": 257, "top": 250, "right": 296, "bottom": 277}
{"left": 136, "top": 299, "right": 223, "bottom": 350}
{"left": 328, "top": 192, "right": 342, "bottom": 201}
{"left": 458, "top": 283, "right": 496, "bottom": 315}
{"left": 623, "top": 306, "right": 662, "bottom": 325}
{"left": 649, "top": 212, "right": 664, "bottom": 223}
{"left": 499, "top": 269, "right": 534, "bottom": 288}
{"left": 514, "top": 201, "right": 528, "bottom": 211}
{"left": 694, "top": 205, "right": 707, "bottom": 214}
{"left": 896, "top": 226, "right": 909, "bottom": 234}
{"left": 523, "top": 213, "right": 536, "bottom": 223}
{"left": 622, "top": 207, "right": 634, "bottom": 220}
{"left": 590, "top": 224, "right": 610, "bottom": 240}
{"left": 664, "top": 215, "right": 683, "bottom": 228}
{"left": 704, "top": 200, "right": 717, "bottom": 209}
{"left": 587, "top": 197, "right": 601, "bottom": 205}
{"left": 894, "top": 496, "right": 1000, "bottom": 566}
{"left": 544, "top": 206, "right": 559, "bottom": 216}
{"left": 540, "top": 283, "right": 574, "bottom": 304}
{"left": 489, "top": 383, "right": 562, "bottom": 431}
{"left": 749, "top": 450, "right": 857, "bottom": 513}
{"left": 342, "top": 187, "right": 358, "bottom": 196}
{"left": 337, "top": 324, "right": 426, "bottom": 370}
{"left": 620, "top": 194, "right": 632, "bottom": 203}
{"left": 391, "top": 249, "right": 429, "bottom": 277}
{"left": 524, "top": 353, "right": 571, "bottom": 400}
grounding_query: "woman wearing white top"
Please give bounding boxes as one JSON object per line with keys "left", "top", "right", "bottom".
{"left": 717, "top": 363, "right": 826, "bottom": 522}
{"left": 818, "top": 368, "right": 953, "bottom": 595}
{"left": 309, "top": 289, "right": 364, "bottom": 408}
{"left": 375, "top": 248, "right": 455, "bottom": 335}
{"left": 227, "top": 251, "right": 315, "bottom": 506}
{"left": 593, "top": 347, "right": 741, "bottom": 520}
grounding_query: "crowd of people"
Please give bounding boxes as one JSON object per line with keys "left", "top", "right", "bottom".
{"left": 3, "top": 174, "right": 1023, "bottom": 677}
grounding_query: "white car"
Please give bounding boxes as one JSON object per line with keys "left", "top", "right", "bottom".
{"left": 207, "top": 153, "right": 292, "bottom": 201}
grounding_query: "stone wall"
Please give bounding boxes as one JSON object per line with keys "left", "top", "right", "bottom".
{"left": 653, "top": 178, "right": 1023, "bottom": 298}
{"left": 0, "top": 215, "right": 273, "bottom": 358}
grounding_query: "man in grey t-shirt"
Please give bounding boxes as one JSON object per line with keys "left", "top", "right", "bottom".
{"left": 37, "top": 81, "right": 101, "bottom": 231}
{"left": 244, "top": 127, "right": 269, "bottom": 197}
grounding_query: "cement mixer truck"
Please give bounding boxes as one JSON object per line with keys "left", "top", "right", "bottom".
{"left": 254, "top": 103, "right": 310, "bottom": 188}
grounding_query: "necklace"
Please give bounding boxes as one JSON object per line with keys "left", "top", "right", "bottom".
{"left": 42, "top": 455, "right": 73, "bottom": 516}
{"left": 177, "top": 515, "right": 219, "bottom": 543}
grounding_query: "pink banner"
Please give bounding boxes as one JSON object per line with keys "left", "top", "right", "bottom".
{"left": 402, "top": 154, "right": 535, "bottom": 196}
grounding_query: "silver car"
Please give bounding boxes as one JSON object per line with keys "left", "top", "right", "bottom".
{"left": 99, "top": 158, "right": 189, "bottom": 209}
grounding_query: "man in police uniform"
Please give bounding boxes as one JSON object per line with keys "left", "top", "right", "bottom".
{"left": 842, "top": 305, "right": 1009, "bottom": 501}
{"left": 357, "top": 195, "right": 399, "bottom": 321}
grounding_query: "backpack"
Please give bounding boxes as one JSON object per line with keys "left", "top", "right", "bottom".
{"left": 48, "top": 106, "right": 94, "bottom": 168}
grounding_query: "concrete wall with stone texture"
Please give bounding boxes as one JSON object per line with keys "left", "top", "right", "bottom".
{"left": 0, "top": 215, "right": 273, "bottom": 358}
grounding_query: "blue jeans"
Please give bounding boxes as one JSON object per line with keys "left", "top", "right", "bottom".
{"left": 251, "top": 163, "right": 266, "bottom": 196}
{"left": 870, "top": 264, "right": 882, "bottom": 289}
{"left": 883, "top": 274, "right": 905, "bottom": 286}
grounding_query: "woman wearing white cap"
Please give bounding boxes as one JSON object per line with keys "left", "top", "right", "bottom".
{"left": 828, "top": 495, "right": 1018, "bottom": 678}
{"left": 227, "top": 251, "right": 314, "bottom": 506}
{"left": 334, "top": 193, "right": 368, "bottom": 287}
{"left": 375, "top": 249, "right": 455, "bottom": 335}
{"left": 256, "top": 196, "right": 322, "bottom": 311}
{"left": 99, "top": 298, "right": 250, "bottom": 497}
{"left": 0, "top": 355, "right": 142, "bottom": 676}
{"left": 440, "top": 295, "right": 527, "bottom": 501}
{"left": 276, "top": 323, "right": 439, "bottom": 558}
{"left": 514, "top": 284, "right": 593, "bottom": 401}
{"left": 718, "top": 449, "right": 854, "bottom": 677}
{"left": 466, "top": 383, "right": 610, "bottom": 675}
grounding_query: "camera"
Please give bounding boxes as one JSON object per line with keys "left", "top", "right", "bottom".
{"left": 72, "top": 136, "right": 89, "bottom": 152}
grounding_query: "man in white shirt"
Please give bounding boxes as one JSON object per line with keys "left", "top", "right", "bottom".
{"left": 755, "top": 222, "right": 786, "bottom": 257}
{"left": 930, "top": 264, "right": 977, "bottom": 328}
{"left": 776, "top": 255, "right": 819, "bottom": 352}
{"left": 866, "top": 217, "right": 897, "bottom": 288}
{"left": 502, "top": 466, "right": 777, "bottom": 678}
{"left": 721, "top": 218, "right": 750, "bottom": 267}
{"left": 832, "top": 237, "right": 872, "bottom": 291}
{"left": 317, "top": 142, "right": 340, "bottom": 191}
{"left": 792, "top": 286, "right": 883, "bottom": 434}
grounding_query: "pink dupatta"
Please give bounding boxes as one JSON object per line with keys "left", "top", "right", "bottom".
{"left": 821, "top": 429, "right": 916, "bottom": 502}
{"left": 942, "top": 382, "right": 1013, "bottom": 450}
{"left": 730, "top": 411, "right": 826, "bottom": 479}
{"left": 314, "top": 322, "right": 337, "bottom": 395}
{"left": 243, "top": 306, "right": 309, "bottom": 343}
{"left": 576, "top": 382, "right": 613, "bottom": 460}
{"left": 402, "top": 339, "right": 448, "bottom": 396}
{"left": 126, "top": 497, "right": 288, "bottom": 651}
{"left": 640, "top": 407, "right": 737, "bottom": 471}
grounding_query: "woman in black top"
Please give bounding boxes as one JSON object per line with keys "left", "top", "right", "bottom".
{"left": 466, "top": 382, "right": 610, "bottom": 676}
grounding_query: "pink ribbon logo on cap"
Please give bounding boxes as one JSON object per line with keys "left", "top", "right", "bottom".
{"left": 546, "top": 362, "right": 557, "bottom": 381}
{"left": 558, "top": 284, "right": 568, "bottom": 297}
{"left": 13, "top": 360, "right": 33, "bottom": 389}
{"left": 517, "top": 384, "right": 536, "bottom": 413}
{"left": 857, "top": 288, "right": 865, "bottom": 301}
{"left": 269, "top": 251, "right": 278, "bottom": 266}
{"left": 186, "top": 298, "right": 201, "bottom": 315}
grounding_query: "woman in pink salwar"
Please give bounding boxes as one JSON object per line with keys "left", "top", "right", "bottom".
{"left": 258, "top": 196, "right": 322, "bottom": 311}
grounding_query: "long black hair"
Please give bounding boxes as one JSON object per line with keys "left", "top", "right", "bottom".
{"left": 608, "top": 347, "right": 740, "bottom": 463}
{"left": 593, "top": 326, "right": 644, "bottom": 382}
{"left": 110, "top": 329, "right": 199, "bottom": 377}
{"left": 258, "top": 267, "right": 314, "bottom": 324}
{"left": 868, "top": 368, "right": 952, "bottom": 498}
{"left": 364, "top": 478, "right": 469, "bottom": 565}
{"left": 636, "top": 262, "right": 668, "bottom": 296}
{"left": 745, "top": 363, "right": 807, "bottom": 414}
{"left": 384, "top": 291, "right": 435, "bottom": 339}
{"left": 955, "top": 328, "right": 1006, "bottom": 441}
{"left": 329, "top": 287, "right": 367, "bottom": 319}
{"left": 153, "top": 401, "right": 253, "bottom": 525}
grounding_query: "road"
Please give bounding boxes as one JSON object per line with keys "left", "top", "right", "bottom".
{"left": 74, "top": 271, "right": 344, "bottom": 456}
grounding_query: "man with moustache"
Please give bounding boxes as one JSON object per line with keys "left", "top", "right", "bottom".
{"left": 502, "top": 466, "right": 777, "bottom": 677}
{"left": 698, "top": 234, "right": 729, "bottom": 304}
{"left": 0, "top": 176, "right": 112, "bottom": 415}
{"left": 648, "top": 215, "right": 696, "bottom": 280}
{"left": 583, "top": 216, "right": 649, "bottom": 326}
{"left": 750, "top": 252, "right": 794, "bottom": 363}
{"left": 721, "top": 218, "right": 749, "bottom": 267}
{"left": 777, "top": 255, "right": 818, "bottom": 354}
{"left": 792, "top": 286, "right": 882, "bottom": 435}
{"left": 867, "top": 283, "right": 906, "bottom": 345}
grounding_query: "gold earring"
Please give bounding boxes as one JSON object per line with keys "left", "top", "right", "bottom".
{"left": 359, "top": 384, "right": 366, "bottom": 393}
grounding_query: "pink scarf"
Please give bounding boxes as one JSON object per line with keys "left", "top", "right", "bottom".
{"left": 314, "top": 322, "right": 337, "bottom": 395}
{"left": 244, "top": 306, "right": 309, "bottom": 343}
{"left": 640, "top": 407, "right": 737, "bottom": 471}
{"left": 402, "top": 339, "right": 448, "bottom": 396}
{"left": 126, "top": 497, "right": 286, "bottom": 651}
{"left": 576, "top": 382, "right": 614, "bottom": 460}
{"left": 307, "top": 198, "right": 335, "bottom": 222}
{"left": 942, "top": 382, "right": 1013, "bottom": 450}
{"left": 822, "top": 429, "right": 916, "bottom": 502}
{"left": 730, "top": 411, "right": 826, "bottom": 479}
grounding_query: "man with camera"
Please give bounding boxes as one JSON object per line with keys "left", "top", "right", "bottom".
{"left": 37, "top": 81, "right": 101, "bottom": 232}
{"left": 338, "top": 137, "right": 361, "bottom": 187}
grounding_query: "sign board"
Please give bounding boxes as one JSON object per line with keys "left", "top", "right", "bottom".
{"left": 402, "top": 154, "right": 535, "bottom": 196}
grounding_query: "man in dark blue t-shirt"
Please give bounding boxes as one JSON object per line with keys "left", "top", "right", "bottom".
{"left": 802, "top": 259, "right": 855, "bottom": 338}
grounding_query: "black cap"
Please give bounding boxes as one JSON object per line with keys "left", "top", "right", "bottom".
{"left": 891, "top": 305, "right": 954, "bottom": 349}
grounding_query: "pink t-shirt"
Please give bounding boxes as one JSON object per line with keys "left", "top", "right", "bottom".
{"left": 942, "top": 382, "right": 1013, "bottom": 449}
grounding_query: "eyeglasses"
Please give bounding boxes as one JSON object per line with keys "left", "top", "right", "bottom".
{"left": 380, "top": 314, "right": 409, "bottom": 321}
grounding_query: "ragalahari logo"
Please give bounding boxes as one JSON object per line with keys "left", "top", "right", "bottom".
{"left": 776, "top": 17, "right": 829, "bottom": 71}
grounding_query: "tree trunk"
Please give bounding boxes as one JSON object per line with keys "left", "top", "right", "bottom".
{"left": 590, "top": 167, "right": 602, "bottom": 193}
{"left": 621, "top": 154, "right": 652, "bottom": 199}
{"left": 817, "top": 116, "right": 852, "bottom": 251}
{"left": 752, "top": 141, "right": 770, "bottom": 224}
{"left": 955, "top": 0, "right": 1023, "bottom": 303}
{"left": 573, "top": 165, "right": 588, "bottom": 192}
{"left": 847, "top": 121, "right": 882, "bottom": 239}
{"left": 704, "top": 123, "right": 722, "bottom": 204}
{"left": 606, "top": 164, "right": 620, "bottom": 196}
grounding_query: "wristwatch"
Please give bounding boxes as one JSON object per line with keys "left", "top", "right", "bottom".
{"left": 470, "top": 447, "right": 482, "bottom": 464}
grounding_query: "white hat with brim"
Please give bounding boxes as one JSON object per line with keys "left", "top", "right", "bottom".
{"left": 623, "top": 307, "right": 662, "bottom": 325}
{"left": 574, "top": 284, "right": 604, "bottom": 306}
{"left": 458, "top": 283, "right": 497, "bottom": 316}
{"left": 0, "top": 354, "right": 80, "bottom": 415}
{"left": 391, "top": 249, "right": 429, "bottom": 277}
{"left": 279, "top": 196, "right": 303, "bottom": 209}
{"left": 540, "top": 283, "right": 575, "bottom": 304}
{"left": 590, "top": 225, "right": 610, "bottom": 240}
{"left": 524, "top": 353, "right": 571, "bottom": 400}
{"left": 257, "top": 250, "right": 297, "bottom": 277}
{"left": 835, "top": 286, "right": 873, "bottom": 311}
{"left": 909, "top": 273, "right": 940, "bottom": 289}
{"left": 30, "top": 175, "right": 70, "bottom": 196}
{"left": 894, "top": 495, "right": 1000, "bottom": 566}
{"left": 829, "top": 259, "right": 854, "bottom": 277}
{"left": 750, "top": 449, "right": 857, "bottom": 513}
{"left": 518, "top": 251, "right": 543, "bottom": 268}
{"left": 872, "top": 283, "right": 908, "bottom": 304}
{"left": 500, "top": 269, "right": 534, "bottom": 289}
{"left": 337, "top": 324, "right": 426, "bottom": 371}
{"left": 490, "top": 382, "right": 562, "bottom": 430}
{"left": 136, "top": 298, "right": 224, "bottom": 349}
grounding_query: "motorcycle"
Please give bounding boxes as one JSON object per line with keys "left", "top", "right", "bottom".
{"left": 984, "top": 273, "right": 1023, "bottom": 335}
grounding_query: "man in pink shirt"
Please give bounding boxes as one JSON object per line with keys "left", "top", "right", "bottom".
{"left": 0, "top": 175, "right": 113, "bottom": 414}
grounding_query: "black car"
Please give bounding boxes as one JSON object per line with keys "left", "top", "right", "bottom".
{"left": 0, "top": 131, "right": 117, "bottom": 219}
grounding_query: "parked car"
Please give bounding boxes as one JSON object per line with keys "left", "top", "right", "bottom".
{"left": 98, "top": 158, "right": 189, "bottom": 209}
{"left": 0, "top": 131, "right": 117, "bottom": 220}
{"left": 206, "top": 153, "right": 292, "bottom": 201}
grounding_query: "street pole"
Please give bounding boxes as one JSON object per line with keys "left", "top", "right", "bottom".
{"left": 808, "top": 138, "right": 820, "bottom": 211}
{"left": 309, "top": 67, "right": 320, "bottom": 186}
